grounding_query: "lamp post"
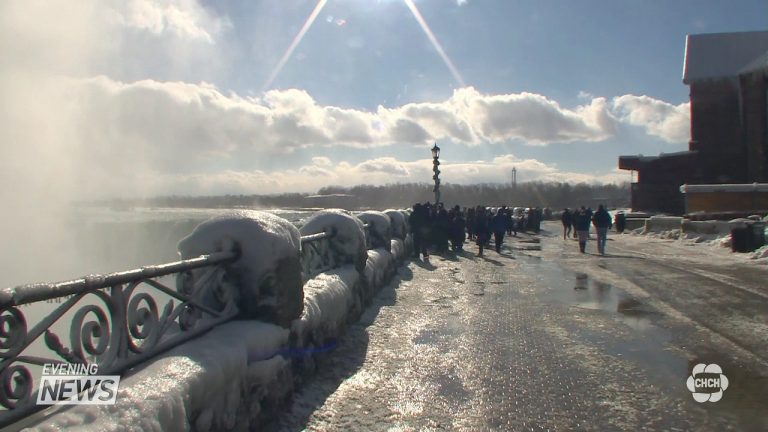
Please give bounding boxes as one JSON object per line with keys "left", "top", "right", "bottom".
{"left": 431, "top": 142, "right": 441, "bottom": 205}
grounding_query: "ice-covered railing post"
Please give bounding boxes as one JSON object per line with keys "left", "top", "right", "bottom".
{"left": 0, "top": 247, "right": 240, "bottom": 428}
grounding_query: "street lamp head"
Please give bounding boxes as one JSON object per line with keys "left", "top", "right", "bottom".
{"left": 431, "top": 142, "right": 440, "bottom": 159}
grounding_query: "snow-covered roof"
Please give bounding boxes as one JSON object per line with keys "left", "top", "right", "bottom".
{"left": 682, "top": 31, "right": 768, "bottom": 84}
{"left": 680, "top": 183, "right": 768, "bottom": 193}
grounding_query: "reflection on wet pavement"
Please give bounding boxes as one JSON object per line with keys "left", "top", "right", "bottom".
{"left": 275, "top": 233, "right": 768, "bottom": 431}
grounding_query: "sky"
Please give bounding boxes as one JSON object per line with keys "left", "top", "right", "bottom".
{"left": 1, "top": 0, "right": 767, "bottom": 202}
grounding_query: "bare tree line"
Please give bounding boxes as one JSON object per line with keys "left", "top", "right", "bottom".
{"left": 90, "top": 182, "right": 629, "bottom": 211}
{"left": 319, "top": 182, "right": 630, "bottom": 210}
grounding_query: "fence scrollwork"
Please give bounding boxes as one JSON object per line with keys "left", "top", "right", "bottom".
{"left": 0, "top": 249, "right": 239, "bottom": 428}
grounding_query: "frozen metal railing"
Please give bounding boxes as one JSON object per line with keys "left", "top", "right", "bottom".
{"left": 0, "top": 249, "right": 239, "bottom": 428}
{"left": 300, "top": 223, "right": 370, "bottom": 282}
{"left": 0, "top": 221, "right": 373, "bottom": 428}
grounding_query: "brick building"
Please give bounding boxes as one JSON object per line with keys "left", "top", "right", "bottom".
{"left": 619, "top": 31, "right": 768, "bottom": 214}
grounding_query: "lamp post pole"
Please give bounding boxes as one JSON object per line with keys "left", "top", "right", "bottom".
{"left": 431, "top": 143, "right": 441, "bottom": 205}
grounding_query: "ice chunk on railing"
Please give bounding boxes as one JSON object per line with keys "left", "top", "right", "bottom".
{"left": 358, "top": 211, "right": 392, "bottom": 252}
{"left": 300, "top": 209, "right": 367, "bottom": 274}
{"left": 178, "top": 210, "right": 303, "bottom": 327}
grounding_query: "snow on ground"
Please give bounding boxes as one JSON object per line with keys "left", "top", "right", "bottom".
{"left": 627, "top": 226, "right": 768, "bottom": 266}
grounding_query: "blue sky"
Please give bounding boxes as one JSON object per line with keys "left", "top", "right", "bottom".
{"left": 1, "top": 0, "right": 767, "bottom": 199}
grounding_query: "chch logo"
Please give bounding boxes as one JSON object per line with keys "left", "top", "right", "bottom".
{"left": 686, "top": 363, "right": 728, "bottom": 403}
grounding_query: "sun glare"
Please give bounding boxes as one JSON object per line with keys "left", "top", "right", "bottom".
{"left": 262, "top": 0, "right": 466, "bottom": 93}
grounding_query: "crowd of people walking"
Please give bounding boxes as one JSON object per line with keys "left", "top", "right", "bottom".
{"left": 406, "top": 201, "right": 624, "bottom": 260}
{"left": 408, "top": 203, "right": 545, "bottom": 259}
{"left": 560, "top": 205, "right": 624, "bottom": 255}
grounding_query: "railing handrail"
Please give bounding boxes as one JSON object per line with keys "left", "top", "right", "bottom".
{"left": 0, "top": 250, "right": 239, "bottom": 309}
{"left": 2, "top": 222, "right": 371, "bottom": 306}
{"left": 299, "top": 223, "right": 370, "bottom": 245}
{"left": 300, "top": 231, "right": 332, "bottom": 244}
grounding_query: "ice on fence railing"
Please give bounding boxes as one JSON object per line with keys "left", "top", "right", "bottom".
{"left": 300, "top": 209, "right": 367, "bottom": 273}
{"left": 391, "top": 238, "right": 406, "bottom": 262}
{"left": 364, "top": 248, "right": 394, "bottom": 296}
{"left": 292, "top": 266, "right": 361, "bottom": 346}
{"left": 358, "top": 211, "right": 392, "bottom": 251}
{"left": 384, "top": 209, "right": 406, "bottom": 240}
{"left": 177, "top": 210, "right": 303, "bottom": 326}
{"left": 27, "top": 321, "right": 290, "bottom": 432}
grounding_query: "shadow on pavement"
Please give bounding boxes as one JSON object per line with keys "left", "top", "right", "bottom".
{"left": 412, "top": 258, "right": 437, "bottom": 271}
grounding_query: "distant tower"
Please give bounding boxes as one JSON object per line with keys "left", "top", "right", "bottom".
{"left": 511, "top": 167, "right": 517, "bottom": 188}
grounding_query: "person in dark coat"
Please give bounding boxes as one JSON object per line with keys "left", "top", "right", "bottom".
{"left": 491, "top": 209, "right": 507, "bottom": 254}
{"left": 434, "top": 206, "right": 450, "bottom": 254}
{"left": 449, "top": 207, "right": 466, "bottom": 251}
{"left": 592, "top": 204, "right": 612, "bottom": 255}
{"left": 474, "top": 206, "right": 490, "bottom": 257}
{"left": 561, "top": 208, "right": 572, "bottom": 240}
{"left": 574, "top": 206, "right": 591, "bottom": 253}
{"left": 466, "top": 207, "right": 475, "bottom": 241}
{"left": 408, "top": 203, "right": 430, "bottom": 260}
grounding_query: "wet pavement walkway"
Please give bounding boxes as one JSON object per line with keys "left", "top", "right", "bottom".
{"left": 271, "top": 224, "right": 768, "bottom": 431}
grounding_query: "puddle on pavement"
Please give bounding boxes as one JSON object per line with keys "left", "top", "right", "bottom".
{"left": 515, "top": 254, "right": 768, "bottom": 430}
{"left": 414, "top": 316, "right": 463, "bottom": 346}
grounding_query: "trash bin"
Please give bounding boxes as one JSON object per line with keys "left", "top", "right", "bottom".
{"left": 731, "top": 225, "right": 751, "bottom": 252}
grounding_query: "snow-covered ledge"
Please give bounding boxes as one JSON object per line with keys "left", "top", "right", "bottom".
{"left": 24, "top": 209, "right": 411, "bottom": 431}
{"left": 24, "top": 321, "right": 291, "bottom": 432}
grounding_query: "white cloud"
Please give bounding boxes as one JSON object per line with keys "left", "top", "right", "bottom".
{"left": 118, "top": 0, "right": 229, "bottom": 43}
{"left": 0, "top": 0, "right": 686, "bottom": 202}
{"left": 356, "top": 157, "right": 411, "bottom": 176}
{"left": 3, "top": 74, "right": 684, "bottom": 199}
{"left": 612, "top": 95, "right": 690, "bottom": 143}
{"left": 311, "top": 156, "right": 332, "bottom": 167}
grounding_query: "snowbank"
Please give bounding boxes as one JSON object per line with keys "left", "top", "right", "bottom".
{"left": 28, "top": 321, "right": 291, "bottom": 432}
{"left": 751, "top": 245, "right": 768, "bottom": 260}
{"left": 643, "top": 216, "right": 683, "bottom": 233}
{"left": 681, "top": 219, "right": 731, "bottom": 236}
{"left": 177, "top": 210, "right": 303, "bottom": 326}
{"left": 357, "top": 211, "right": 392, "bottom": 252}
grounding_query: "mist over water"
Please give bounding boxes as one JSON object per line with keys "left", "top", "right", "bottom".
{"left": 0, "top": 0, "right": 225, "bottom": 287}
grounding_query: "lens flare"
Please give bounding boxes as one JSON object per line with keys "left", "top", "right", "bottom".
{"left": 261, "top": 0, "right": 329, "bottom": 92}
{"left": 403, "top": 0, "right": 466, "bottom": 88}
{"left": 262, "top": 0, "right": 466, "bottom": 92}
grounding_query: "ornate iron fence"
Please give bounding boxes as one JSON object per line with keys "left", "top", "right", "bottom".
{"left": 0, "top": 221, "right": 372, "bottom": 428}
{"left": 0, "top": 249, "right": 240, "bottom": 428}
